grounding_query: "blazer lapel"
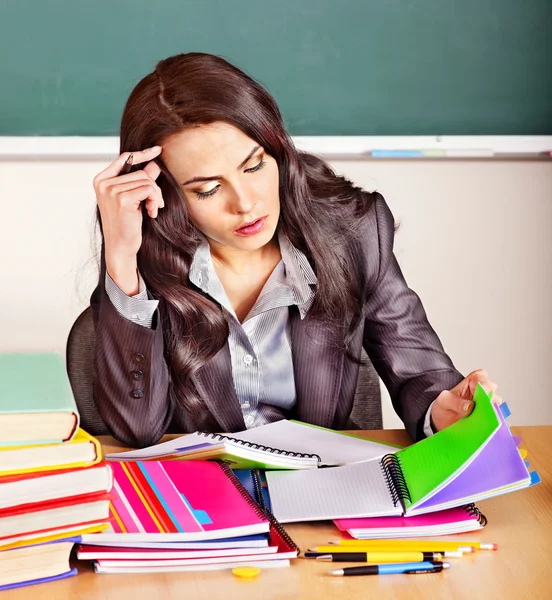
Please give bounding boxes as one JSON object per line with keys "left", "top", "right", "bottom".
{"left": 191, "top": 343, "right": 245, "bottom": 432}
{"left": 289, "top": 306, "right": 344, "bottom": 427}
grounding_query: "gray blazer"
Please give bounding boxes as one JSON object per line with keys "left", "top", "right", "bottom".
{"left": 90, "top": 195, "right": 463, "bottom": 448}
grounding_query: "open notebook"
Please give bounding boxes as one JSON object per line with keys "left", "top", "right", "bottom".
{"left": 105, "top": 420, "right": 399, "bottom": 469}
{"left": 265, "top": 384, "right": 539, "bottom": 523}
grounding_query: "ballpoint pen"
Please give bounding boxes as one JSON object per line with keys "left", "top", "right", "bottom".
{"left": 328, "top": 561, "right": 450, "bottom": 577}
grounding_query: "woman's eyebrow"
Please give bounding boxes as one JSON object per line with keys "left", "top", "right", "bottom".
{"left": 181, "top": 145, "right": 262, "bottom": 185}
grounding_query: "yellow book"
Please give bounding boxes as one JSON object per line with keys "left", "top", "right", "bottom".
{"left": 0, "top": 523, "right": 110, "bottom": 551}
{"left": 0, "top": 428, "right": 102, "bottom": 476}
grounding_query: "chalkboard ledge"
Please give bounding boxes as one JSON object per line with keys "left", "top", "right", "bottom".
{"left": 0, "top": 136, "right": 551, "bottom": 160}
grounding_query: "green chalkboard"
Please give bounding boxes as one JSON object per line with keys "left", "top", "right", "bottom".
{"left": 1, "top": 0, "right": 551, "bottom": 136}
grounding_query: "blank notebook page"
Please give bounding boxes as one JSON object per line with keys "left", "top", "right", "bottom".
{"left": 265, "top": 459, "right": 401, "bottom": 523}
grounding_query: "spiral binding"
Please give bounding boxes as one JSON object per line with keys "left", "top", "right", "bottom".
{"left": 251, "top": 469, "right": 299, "bottom": 552}
{"left": 380, "top": 454, "right": 412, "bottom": 508}
{"left": 215, "top": 461, "right": 272, "bottom": 524}
{"left": 197, "top": 431, "right": 322, "bottom": 463}
{"left": 462, "top": 503, "right": 488, "bottom": 527}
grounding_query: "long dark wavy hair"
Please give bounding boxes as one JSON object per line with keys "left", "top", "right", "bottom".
{"left": 96, "top": 52, "right": 376, "bottom": 423}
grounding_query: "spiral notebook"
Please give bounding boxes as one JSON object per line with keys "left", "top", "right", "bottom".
{"left": 105, "top": 420, "right": 398, "bottom": 469}
{"left": 265, "top": 384, "right": 538, "bottom": 522}
{"left": 80, "top": 460, "right": 271, "bottom": 543}
{"left": 334, "top": 504, "right": 488, "bottom": 539}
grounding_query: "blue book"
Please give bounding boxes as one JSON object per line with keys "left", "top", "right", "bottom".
{"left": 0, "top": 537, "right": 80, "bottom": 590}
{"left": 0, "top": 569, "right": 77, "bottom": 591}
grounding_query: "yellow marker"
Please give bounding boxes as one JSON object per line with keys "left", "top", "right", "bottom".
{"left": 232, "top": 566, "right": 261, "bottom": 578}
{"left": 327, "top": 540, "right": 497, "bottom": 551}
{"left": 519, "top": 448, "right": 528, "bottom": 459}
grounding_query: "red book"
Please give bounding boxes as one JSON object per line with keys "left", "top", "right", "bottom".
{"left": 0, "top": 463, "right": 113, "bottom": 511}
{"left": 0, "top": 491, "right": 113, "bottom": 542}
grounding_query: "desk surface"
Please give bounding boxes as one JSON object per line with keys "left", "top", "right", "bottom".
{"left": 5, "top": 427, "right": 551, "bottom": 600}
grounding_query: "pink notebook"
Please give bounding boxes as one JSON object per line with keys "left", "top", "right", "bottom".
{"left": 334, "top": 504, "right": 487, "bottom": 539}
{"left": 80, "top": 461, "right": 270, "bottom": 543}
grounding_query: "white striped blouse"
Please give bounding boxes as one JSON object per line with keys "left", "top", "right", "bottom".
{"left": 104, "top": 232, "right": 434, "bottom": 435}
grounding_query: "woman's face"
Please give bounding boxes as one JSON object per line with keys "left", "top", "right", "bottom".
{"left": 161, "top": 121, "right": 280, "bottom": 253}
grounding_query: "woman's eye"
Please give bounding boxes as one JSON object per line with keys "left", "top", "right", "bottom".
{"left": 195, "top": 159, "right": 265, "bottom": 199}
{"left": 245, "top": 159, "right": 266, "bottom": 173}
{"left": 196, "top": 186, "right": 220, "bottom": 200}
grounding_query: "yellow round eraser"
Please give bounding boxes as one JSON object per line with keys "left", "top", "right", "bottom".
{"left": 232, "top": 566, "right": 261, "bottom": 578}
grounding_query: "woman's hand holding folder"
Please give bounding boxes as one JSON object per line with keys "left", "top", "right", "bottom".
{"left": 431, "top": 369, "right": 501, "bottom": 432}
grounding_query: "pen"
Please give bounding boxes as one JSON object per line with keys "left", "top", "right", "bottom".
{"left": 313, "top": 551, "right": 444, "bottom": 562}
{"left": 120, "top": 153, "right": 134, "bottom": 175}
{"left": 328, "top": 561, "right": 450, "bottom": 577}
{"left": 328, "top": 540, "right": 498, "bottom": 551}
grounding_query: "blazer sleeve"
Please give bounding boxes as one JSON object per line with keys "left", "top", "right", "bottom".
{"left": 361, "top": 194, "right": 464, "bottom": 441}
{"left": 90, "top": 252, "right": 172, "bottom": 448}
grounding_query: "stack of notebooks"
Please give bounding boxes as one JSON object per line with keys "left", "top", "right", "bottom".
{"left": 75, "top": 461, "right": 299, "bottom": 573}
{"left": 0, "top": 352, "right": 112, "bottom": 591}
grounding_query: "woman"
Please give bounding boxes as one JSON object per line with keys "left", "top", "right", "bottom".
{"left": 91, "top": 52, "right": 498, "bottom": 448}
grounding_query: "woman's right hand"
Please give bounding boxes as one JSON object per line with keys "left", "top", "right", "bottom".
{"left": 93, "top": 146, "right": 164, "bottom": 293}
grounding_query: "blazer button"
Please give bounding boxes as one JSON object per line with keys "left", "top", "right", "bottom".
{"left": 131, "top": 370, "right": 144, "bottom": 380}
{"left": 130, "top": 389, "right": 144, "bottom": 399}
{"left": 133, "top": 353, "right": 145, "bottom": 363}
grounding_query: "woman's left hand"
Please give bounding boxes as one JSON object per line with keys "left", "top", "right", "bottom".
{"left": 430, "top": 369, "right": 501, "bottom": 432}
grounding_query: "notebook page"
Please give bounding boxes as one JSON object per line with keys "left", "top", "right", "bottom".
{"left": 265, "top": 459, "right": 401, "bottom": 523}
{"left": 229, "top": 420, "right": 400, "bottom": 465}
{"left": 398, "top": 384, "right": 501, "bottom": 510}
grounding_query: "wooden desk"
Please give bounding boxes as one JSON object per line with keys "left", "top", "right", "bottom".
{"left": 5, "top": 427, "right": 551, "bottom": 600}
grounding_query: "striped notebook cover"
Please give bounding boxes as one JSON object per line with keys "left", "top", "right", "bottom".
{"left": 81, "top": 461, "right": 270, "bottom": 543}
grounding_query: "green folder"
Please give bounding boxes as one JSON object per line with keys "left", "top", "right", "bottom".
{"left": 397, "top": 383, "right": 500, "bottom": 510}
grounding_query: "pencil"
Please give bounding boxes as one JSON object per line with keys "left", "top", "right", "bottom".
{"left": 327, "top": 539, "right": 497, "bottom": 551}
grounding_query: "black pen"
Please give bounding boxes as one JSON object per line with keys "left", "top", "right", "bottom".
{"left": 120, "top": 153, "right": 134, "bottom": 175}
{"left": 313, "top": 551, "right": 443, "bottom": 562}
{"left": 328, "top": 561, "right": 450, "bottom": 577}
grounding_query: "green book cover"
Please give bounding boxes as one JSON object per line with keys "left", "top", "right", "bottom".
{"left": 397, "top": 384, "right": 500, "bottom": 509}
{"left": 0, "top": 352, "right": 79, "bottom": 444}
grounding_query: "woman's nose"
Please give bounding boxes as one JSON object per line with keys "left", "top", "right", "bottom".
{"left": 229, "top": 185, "right": 256, "bottom": 215}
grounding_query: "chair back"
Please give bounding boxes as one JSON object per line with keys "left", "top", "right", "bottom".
{"left": 66, "top": 307, "right": 108, "bottom": 435}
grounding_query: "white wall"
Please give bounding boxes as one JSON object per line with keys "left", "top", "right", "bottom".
{"left": 1, "top": 158, "right": 550, "bottom": 426}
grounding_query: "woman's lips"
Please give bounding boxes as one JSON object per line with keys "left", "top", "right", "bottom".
{"left": 234, "top": 216, "right": 268, "bottom": 236}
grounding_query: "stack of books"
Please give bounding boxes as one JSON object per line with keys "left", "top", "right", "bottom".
{"left": 74, "top": 461, "right": 298, "bottom": 573}
{"left": 0, "top": 353, "right": 112, "bottom": 591}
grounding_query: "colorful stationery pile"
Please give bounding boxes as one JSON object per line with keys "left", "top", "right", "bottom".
{"left": 263, "top": 385, "right": 540, "bottom": 523}
{"left": 76, "top": 461, "right": 298, "bottom": 573}
{"left": 0, "top": 352, "right": 112, "bottom": 591}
